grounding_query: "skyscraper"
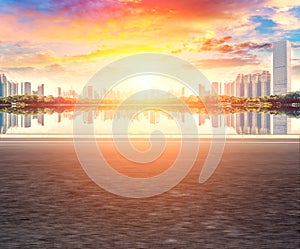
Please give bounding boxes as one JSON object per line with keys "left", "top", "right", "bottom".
{"left": 37, "top": 84, "right": 44, "bottom": 96}
{"left": 87, "top": 86, "right": 93, "bottom": 99}
{"left": 24, "top": 82, "right": 31, "bottom": 95}
{"left": 0, "top": 74, "right": 4, "bottom": 97}
{"left": 224, "top": 71, "right": 270, "bottom": 97}
{"left": 56, "top": 87, "right": 61, "bottom": 97}
{"left": 0, "top": 74, "right": 8, "bottom": 97}
{"left": 273, "top": 40, "right": 291, "bottom": 95}
{"left": 212, "top": 82, "right": 221, "bottom": 95}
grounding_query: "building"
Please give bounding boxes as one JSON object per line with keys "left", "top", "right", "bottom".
{"left": 260, "top": 70, "right": 271, "bottom": 97}
{"left": 87, "top": 86, "right": 93, "bottom": 99}
{"left": 181, "top": 87, "right": 185, "bottom": 97}
{"left": 24, "top": 82, "right": 31, "bottom": 95}
{"left": 0, "top": 74, "right": 8, "bottom": 97}
{"left": 0, "top": 74, "right": 20, "bottom": 97}
{"left": 20, "top": 82, "right": 23, "bottom": 95}
{"left": 10, "top": 82, "right": 18, "bottom": 96}
{"left": 198, "top": 84, "right": 210, "bottom": 96}
{"left": 235, "top": 74, "right": 244, "bottom": 97}
{"left": 224, "top": 71, "right": 271, "bottom": 97}
{"left": 56, "top": 87, "right": 61, "bottom": 97}
{"left": 212, "top": 82, "right": 222, "bottom": 95}
{"left": 63, "top": 89, "right": 78, "bottom": 98}
{"left": 37, "top": 84, "right": 44, "bottom": 96}
{"left": 273, "top": 40, "right": 291, "bottom": 95}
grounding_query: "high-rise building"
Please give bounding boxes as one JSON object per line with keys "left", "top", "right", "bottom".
{"left": 224, "top": 71, "right": 270, "bottom": 97}
{"left": 243, "top": 75, "right": 251, "bottom": 98}
{"left": 181, "top": 87, "right": 185, "bottom": 97}
{"left": 56, "top": 87, "right": 61, "bottom": 97}
{"left": 273, "top": 40, "right": 291, "bottom": 95}
{"left": 260, "top": 71, "right": 271, "bottom": 96}
{"left": 87, "top": 86, "right": 93, "bottom": 99}
{"left": 0, "top": 74, "right": 8, "bottom": 97}
{"left": 20, "top": 82, "right": 23, "bottom": 95}
{"left": 37, "top": 84, "right": 44, "bottom": 96}
{"left": 0, "top": 74, "right": 4, "bottom": 97}
{"left": 198, "top": 84, "right": 205, "bottom": 96}
{"left": 235, "top": 74, "right": 244, "bottom": 97}
{"left": 10, "top": 82, "right": 18, "bottom": 96}
{"left": 24, "top": 82, "right": 31, "bottom": 95}
{"left": 212, "top": 82, "right": 221, "bottom": 95}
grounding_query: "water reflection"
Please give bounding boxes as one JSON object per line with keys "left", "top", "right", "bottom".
{"left": 0, "top": 109, "right": 294, "bottom": 136}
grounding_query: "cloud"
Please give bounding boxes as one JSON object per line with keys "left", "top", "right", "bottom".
{"left": 123, "top": 0, "right": 263, "bottom": 19}
{"left": 195, "top": 57, "right": 260, "bottom": 69}
{"left": 263, "top": 0, "right": 300, "bottom": 9}
{"left": 173, "top": 36, "right": 272, "bottom": 55}
{"left": 0, "top": 63, "right": 91, "bottom": 90}
{"left": 0, "top": 41, "right": 119, "bottom": 67}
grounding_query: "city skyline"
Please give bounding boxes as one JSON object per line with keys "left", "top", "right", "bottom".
{"left": 0, "top": 36, "right": 297, "bottom": 98}
{"left": 0, "top": 1, "right": 299, "bottom": 94}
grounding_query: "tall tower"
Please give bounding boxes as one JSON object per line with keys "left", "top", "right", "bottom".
{"left": 37, "top": 84, "right": 44, "bottom": 96}
{"left": 0, "top": 74, "right": 3, "bottom": 97}
{"left": 273, "top": 40, "right": 291, "bottom": 95}
{"left": 0, "top": 74, "right": 8, "bottom": 97}
{"left": 24, "top": 82, "right": 31, "bottom": 95}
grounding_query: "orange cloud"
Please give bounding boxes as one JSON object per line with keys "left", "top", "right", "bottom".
{"left": 195, "top": 57, "right": 260, "bottom": 69}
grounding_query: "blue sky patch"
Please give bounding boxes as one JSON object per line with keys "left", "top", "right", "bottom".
{"left": 250, "top": 16, "right": 277, "bottom": 35}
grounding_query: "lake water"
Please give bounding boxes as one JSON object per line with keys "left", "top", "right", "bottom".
{"left": 0, "top": 110, "right": 299, "bottom": 137}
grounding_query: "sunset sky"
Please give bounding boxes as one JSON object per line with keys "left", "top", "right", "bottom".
{"left": 0, "top": 0, "right": 299, "bottom": 95}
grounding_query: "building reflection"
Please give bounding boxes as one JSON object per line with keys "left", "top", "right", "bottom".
{"left": 0, "top": 112, "right": 34, "bottom": 134}
{"left": 0, "top": 110, "right": 291, "bottom": 135}
{"left": 272, "top": 115, "right": 291, "bottom": 135}
{"left": 224, "top": 112, "right": 271, "bottom": 135}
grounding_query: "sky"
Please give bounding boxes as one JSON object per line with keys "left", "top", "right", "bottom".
{"left": 0, "top": 0, "right": 299, "bottom": 95}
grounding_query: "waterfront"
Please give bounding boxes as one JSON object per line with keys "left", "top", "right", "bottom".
{"left": 0, "top": 139, "right": 299, "bottom": 248}
{"left": 0, "top": 110, "right": 299, "bottom": 137}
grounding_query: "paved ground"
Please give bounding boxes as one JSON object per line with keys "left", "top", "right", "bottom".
{"left": 0, "top": 139, "right": 299, "bottom": 248}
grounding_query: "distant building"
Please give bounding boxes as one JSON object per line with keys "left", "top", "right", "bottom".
{"left": 181, "top": 87, "right": 185, "bottom": 97}
{"left": 11, "top": 82, "right": 18, "bottom": 96}
{"left": 0, "top": 76, "right": 3, "bottom": 97}
{"left": 273, "top": 40, "right": 291, "bottom": 95}
{"left": 56, "top": 87, "right": 61, "bottom": 97}
{"left": 0, "top": 74, "right": 20, "bottom": 97}
{"left": 63, "top": 89, "right": 78, "bottom": 98}
{"left": 20, "top": 82, "right": 23, "bottom": 95}
{"left": 24, "top": 82, "right": 31, "bottom": 95}
{"left": 0, "top": 74, "right": 8, "bottom": 97}
{"left": 37, "top": 84, "right": 44, "bottom": 96}
{"left": 87, "top": 86, "right": 93, "bottom": 99}
{"left": 224, "top": 71, "right": 270, "bottom": 97}
{"left": 212, "top": 82, "right": 222, "bottom": 95}
{"left": 198, "top": 84, "right": 209, "bottom": 96}
{"left": 260, "top": 71, "right": 271, "bottom": 97}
